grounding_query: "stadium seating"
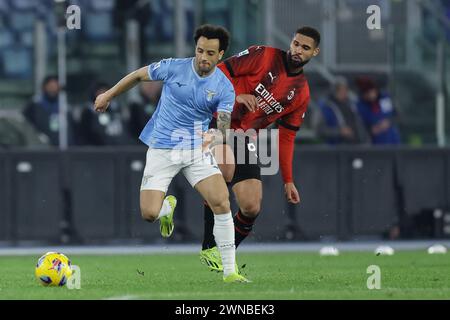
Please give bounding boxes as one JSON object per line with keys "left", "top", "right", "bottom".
{"left": 145, "top": 0, "right": 194, "bottom": 42}
{"left": 0, "top": 29, "right": 14, "bottom": 49}
{"left": 0, "top": 0, "right": 449, "bottom": 146}
{"left": 0, "top": 0, "right": 40, "bottom": 81}
{"left": 82, "top": 0, "right": 116, "bottom": 42}
{"left": 1, "top": 46, "right": 32, "bottom": 78}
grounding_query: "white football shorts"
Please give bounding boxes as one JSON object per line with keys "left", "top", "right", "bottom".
{"left": 140, "top": 147, "right": 221, "bottom": 193}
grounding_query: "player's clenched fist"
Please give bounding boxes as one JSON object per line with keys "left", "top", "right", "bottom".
{"left": 94, "top": 92, "right": 111, "bottom": 113}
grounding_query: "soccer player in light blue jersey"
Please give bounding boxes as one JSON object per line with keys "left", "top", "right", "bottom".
{"left": 94, "top": 25, "right": 249, "bottom": 283}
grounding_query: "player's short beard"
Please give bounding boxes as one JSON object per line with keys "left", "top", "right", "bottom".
{"left": 196, "top": 59, "right": 214, "bottom": 76}
{"left": 200, "top": 65, "right": 212, "bottom": 74}
{"left": 288, "top": 51, "right": 310, "bottom": 68}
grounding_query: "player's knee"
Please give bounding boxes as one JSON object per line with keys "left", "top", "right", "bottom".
{"left": 140, "top": 206, "right": 159, "bottom": 223}
{"left": 240, "top": 202, "right": 261, "bottom": 218}
{"left": 209, "top": 197, "right": 230, "bottom": 214}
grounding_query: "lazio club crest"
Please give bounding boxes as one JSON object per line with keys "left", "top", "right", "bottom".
{"left": 205, "top": 89, "right": 217, "bottom": 102}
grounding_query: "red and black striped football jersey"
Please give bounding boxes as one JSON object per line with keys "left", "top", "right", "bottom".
{"left": 218, "top": 45, "right": 310, "bottom": 132}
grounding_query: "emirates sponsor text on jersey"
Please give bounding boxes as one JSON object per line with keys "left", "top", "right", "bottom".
{"left": 255, "top": 83, "right": 284, "bottom": 115}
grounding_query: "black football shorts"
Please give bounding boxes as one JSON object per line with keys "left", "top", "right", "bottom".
{"left": 209, "top": 118, "right": 261, "bottom": 185}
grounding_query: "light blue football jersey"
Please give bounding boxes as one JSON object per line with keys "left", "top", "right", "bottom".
{"left": 139, "top": 58, "right": 235, "bottom": 149}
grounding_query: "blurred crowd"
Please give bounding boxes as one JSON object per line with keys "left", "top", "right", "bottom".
{"left": 0, "top": 76, "right": 162, "bottom": 148}
{"left": 0, "top": 74, "right": 402, "bottom": 149}
{"left": 312, "top": 76, "right": 401, "bottom": 146}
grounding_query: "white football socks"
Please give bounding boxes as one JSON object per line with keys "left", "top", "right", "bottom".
{"left": 213, "top": 212, "right": 236, "bottom": 276}
{"left": 157, "top": 198, "right": 172, "bottom": 219}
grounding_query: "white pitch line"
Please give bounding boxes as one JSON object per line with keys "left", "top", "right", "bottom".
{"left": 1, "top": 241, "right": 450, "bottom": 256}
{"left": 102, "top": 287, "right": 450, "bottom": 300}
{"left": 103, "top": 290, "right": 298, "bottom": 300}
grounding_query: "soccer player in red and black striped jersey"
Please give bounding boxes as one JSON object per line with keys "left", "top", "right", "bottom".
{"left": 200, "top": 27, "right": 321, "bottom": 272}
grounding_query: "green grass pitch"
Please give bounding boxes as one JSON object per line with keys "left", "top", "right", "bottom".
{"left": 0, "top": 251, "right": 449, "bottom": 299}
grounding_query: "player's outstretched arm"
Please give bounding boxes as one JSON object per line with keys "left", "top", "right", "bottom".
{"left": 94, "top": 67, "right": 150, "bottom": 113}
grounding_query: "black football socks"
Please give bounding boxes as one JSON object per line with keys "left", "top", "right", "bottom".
{"left": 202, "top": 201, "right": 217, "bottom": 250}
{"left": 233, "top": 210, "right": 256, "bottom": 248}
{"left": 202, "top": 202, "right": 257, "bottom": 250}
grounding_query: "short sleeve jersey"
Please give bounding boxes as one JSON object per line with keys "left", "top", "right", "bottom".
{"left": 218, "top": 46, "right": 310, "bottom": 132}
{"left": 139, "top": 58, "right": 235, "bottom": 148}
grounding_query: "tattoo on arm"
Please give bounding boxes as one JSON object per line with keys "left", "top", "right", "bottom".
{"left": 217, "top": 111, "right": 231, "bottom": 136}
{"left": 214, "top": 112, "right": 231, "bottom": 146}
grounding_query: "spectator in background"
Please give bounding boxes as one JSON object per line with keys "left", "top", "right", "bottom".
{"left": 78, "top": 82, "right": 134, "bottom": 146}
{"left": 23, "top": 75, "right": 74, "bottom": 146}
{"left": 127, "top": 82, "right": 162, "bottom": 139}
{"left": 356, "top": 77, "right": 401, "bottom": 145}
{"left": 313, "top": 77, "right": 369, "bottom": 145}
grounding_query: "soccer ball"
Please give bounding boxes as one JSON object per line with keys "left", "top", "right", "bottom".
{"left": 35, "top": 252, "right": 73, "bottom": 287}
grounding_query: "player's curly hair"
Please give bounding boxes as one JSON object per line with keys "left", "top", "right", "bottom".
{"left": 194, "top": 24, "right": 231, "bottom": 52}
{"left": 296, "top": 26, "right": 321, "bottom": 47}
